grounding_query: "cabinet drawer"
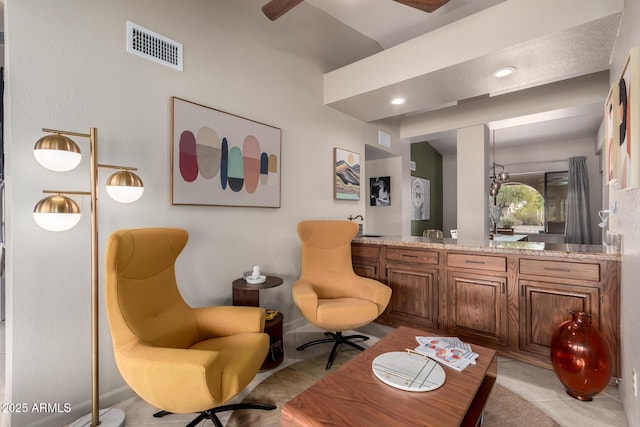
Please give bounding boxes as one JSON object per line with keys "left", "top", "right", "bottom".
{"left": 447, "top": 253, "right": 506, "bottom": 272}
{"left": 519, "top": 259, "right": 600, "bottom": 282}
{"left": 386, "top": 247, "right": 439, "bottom": 265}
{"left": 352, "top": 244, "right": 380, "bottom": 260}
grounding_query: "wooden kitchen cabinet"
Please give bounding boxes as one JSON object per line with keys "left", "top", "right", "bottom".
{"left": 519, "top": 278, "right": 600, "bottom": 357}
{"left": 518, "top": 257, "right": 619, "bottom": 375}
{"left": 446, "top": 253, "right": 509, "bottom": 346}
{"left": 352, "top": 243, "right": 381, "bottom": 280}
{"left": 447, "top": 271, "right": 508, "bottom": 346}
{"left": 350, "top": 241, "right": 620, "bottom": 377}
{"left": 381, "top": 247, "right": 440, "bottom": 330}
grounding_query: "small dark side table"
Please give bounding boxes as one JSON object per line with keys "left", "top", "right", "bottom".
{"left": 232, "top": 275, "right": 284, "bottom": 369}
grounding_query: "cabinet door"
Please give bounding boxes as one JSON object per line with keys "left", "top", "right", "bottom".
{"left": 385, "top": 264, "right": 439, "bottom": 330}
{"left": 353, "top": 262, "right": 378, "bottom": 280}
{"left": 352, "top": 244, "right": 380, "bottom": 280}
{"left": 447, "top": 271, "right": 508, "bottom": 346}
{"left": 519, "top": 279, "right": 600, "bottom": 357}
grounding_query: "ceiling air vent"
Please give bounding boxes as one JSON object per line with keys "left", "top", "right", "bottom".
{"left": 126, "top": 21, "right": 183, "bottom": 71}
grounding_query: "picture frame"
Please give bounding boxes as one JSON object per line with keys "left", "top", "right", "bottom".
{"left": 370, "top": 176, "right": 391, "bottom": 206}
{"left": 171, "top": 97, "right": 281, "bottom": 207}
{"left": 604, "top": 82, "right": 619, "bottom": 185}
{"left": 411, "top": 176, "right": 430, "bottom": 220}
{"left": 618, "top": 47, "right": 640, "bottom": 190}
{"left": 333, "top": 148, "right": 360, "bottom": 200}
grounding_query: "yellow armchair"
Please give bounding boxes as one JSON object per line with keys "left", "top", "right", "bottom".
{"left": 105, "top": 227, "right": 275, "bottom": 426}
{"left": 293, "top": 220, "right": 392, "bottom": 369}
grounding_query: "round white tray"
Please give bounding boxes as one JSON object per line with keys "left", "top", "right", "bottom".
{"left": 244, "top": 275, "right": 266, "bottom": 284}
{"left": 372, "top": 351, "right": 446, "bottom": 392}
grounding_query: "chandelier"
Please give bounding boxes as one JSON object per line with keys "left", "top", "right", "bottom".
{"left": 489, "top": 162, "right": 510, "bottom": 197}
{"left": 489, "top": 129, "right": 509, "bottom": 197}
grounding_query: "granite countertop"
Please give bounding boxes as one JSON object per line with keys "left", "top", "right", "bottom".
{"left": 352, "top": 235, "right": 621, "bottom": 261}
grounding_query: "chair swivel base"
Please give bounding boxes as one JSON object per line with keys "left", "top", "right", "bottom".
{"left": 153, "top": 402, "right": 276, "bottom": 427}
{"left": 297, "top": 331, "right": 369, "bottom": 370}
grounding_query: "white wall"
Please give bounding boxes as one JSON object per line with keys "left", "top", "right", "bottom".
{"left": 3, "top": 1, "right": 398, "bottom": 425}
{"left": 608, "top": 0, "right": 640, "bottom": 424}
{"left": 364, "top": 156, "right": 404, "bottom": 236}
{"left": 442, "top": 154, "right": 457, "bottom": 236}
{"left": 456, "top": 125, "right": 490, "bottom": 242}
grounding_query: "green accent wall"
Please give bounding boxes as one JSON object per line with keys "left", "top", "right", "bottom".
{"left": 411, "top": 142, "right": 443, "bottom": 236}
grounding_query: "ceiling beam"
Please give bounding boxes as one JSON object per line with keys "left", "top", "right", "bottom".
{"left": 399, "top": 71, "right": 610, "bottom": 141}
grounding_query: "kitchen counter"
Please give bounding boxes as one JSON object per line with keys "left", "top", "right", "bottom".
{"left": 352, "top": 235, "right": 620, "bottom": 261}
{"left": 351, "top": 235, "right": 621, "bottom": 377}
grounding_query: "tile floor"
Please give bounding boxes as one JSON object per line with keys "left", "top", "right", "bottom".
{"left": 0, "top": 321, "right": 628, "bottom": 426}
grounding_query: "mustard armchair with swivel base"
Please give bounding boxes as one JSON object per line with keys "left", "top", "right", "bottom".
{"left": 105, "top": 227, "right": 276, "bottom": 427}
{"left": 293, "top": 220, "right": 392, "bottom": 369}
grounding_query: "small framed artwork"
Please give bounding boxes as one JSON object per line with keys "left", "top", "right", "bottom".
{"left": 171, "top": 97, "right": 281, "bottom": 207}
{"left": 334, "top": 148, "right": 360, "bottom": 200}
{"left": 411, "top": 176, "right": 430, "bottom": 220}
{"left": 370, "top": 176, "right": 391, "bottom": 206}
{"left": 604, "top": 82, "right": 619, "bottom": 185}
{"left": 618, "top": 47, "right": 640, "bottom": 190}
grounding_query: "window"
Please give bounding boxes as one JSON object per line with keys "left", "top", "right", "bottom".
{"left": 491, "top": 171, "right": 568, "bottom": 234}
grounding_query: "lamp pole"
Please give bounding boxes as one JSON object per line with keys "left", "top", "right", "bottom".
{"left": 34, "top": 127, "right": 142, "bottom": 427}
{"left": 89, "top": 127, "right": 100, "bottom": 427}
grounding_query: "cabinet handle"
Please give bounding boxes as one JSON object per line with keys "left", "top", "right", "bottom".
{"left": 465, "top": 260, "right": 485, "bottom": 264}
{"left": 544, "top": 267, "right": 571, "bottom": 272}
{"left": 402, "top": 254, "right": 419, "bottom": 259}
{"left": 502, "top": 282, "right": 506, "bottom": 294}
{"left": 374, "top": 266, "right": 377, "bottom": 276}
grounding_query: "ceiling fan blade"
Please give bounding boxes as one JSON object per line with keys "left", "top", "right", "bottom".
{"left": 392, "top": 0, "right": 451, "bottom": 13}
{"left": 262, "top": 0, "right": 304, "bottom": 21}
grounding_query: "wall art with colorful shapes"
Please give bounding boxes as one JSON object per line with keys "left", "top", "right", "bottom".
{"left": 618, "top": 47, "right": 640, "bottom": 190}
{"left": 171, "top": 97, "right": 281, "bottom": 207}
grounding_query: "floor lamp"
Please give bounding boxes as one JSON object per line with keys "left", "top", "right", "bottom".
{"left": 32, "top": 127, "right": 144, "bottom": 427}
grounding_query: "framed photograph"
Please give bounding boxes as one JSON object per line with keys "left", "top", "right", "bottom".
{"left": 604, "top": 82, "right": 619, "bottom": 185}
{"left": 618, "top": 47, "right": 640, "bottom": 190}
{"left": 411, "top": 176, "right": 430, "bottom": 220}
{"left": 333, "top": 148, "right": 360, "bottom": 200}
{"left": 171, "top": 97, "right": 281, "bottom": 207}
{"left": 370, "top": 176, "right": 391, "bottom": 206}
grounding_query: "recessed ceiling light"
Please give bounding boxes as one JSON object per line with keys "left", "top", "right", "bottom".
{"left": 391, "top": 98, "right": 405, "bottom": 105}
{"left": 493, "top": 66, "right": 516, "bottom": 78}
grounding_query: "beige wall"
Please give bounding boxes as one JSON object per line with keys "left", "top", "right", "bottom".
{"left": 2, "top": 1, "right": 402, "bottom": 425}
{"left": 608, "top": 0, "right": 640, "bottom": 425}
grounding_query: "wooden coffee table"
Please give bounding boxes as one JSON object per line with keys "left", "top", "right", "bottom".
{"left": 281, "top": 326, "right": 497, "bottom": 427}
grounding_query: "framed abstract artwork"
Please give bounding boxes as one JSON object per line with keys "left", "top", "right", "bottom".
{"left": 370, "top": 176, "right": 391, "bottom": 206}
{"left": 604, "top": 82, "right": 619, "bottom": 185}
{"left": 618, "top": 47, "right": 640, "bottom": 190}
{"left": 171, "top": 97, "right": 281, "bottom": 207}
{"left": 333, "top": 148, "right": 360, "bottom": 200}
{"left": 411, "top": 176, "right": 430, "bottom": 220}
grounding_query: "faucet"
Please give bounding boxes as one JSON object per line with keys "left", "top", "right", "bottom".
{"left": 348, "top": 215, "right": 364, "bottom": 221}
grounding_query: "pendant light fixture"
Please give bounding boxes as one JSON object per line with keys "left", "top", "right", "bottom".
{"left": 489, "top": 129, "right": 509, "bottom": 198}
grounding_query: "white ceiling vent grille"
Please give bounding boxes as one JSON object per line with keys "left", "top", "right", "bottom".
{"left": 127, "top": 21, "right": 183, "bottom": 71}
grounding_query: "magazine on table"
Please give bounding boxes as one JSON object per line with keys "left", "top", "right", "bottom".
{"left": 414, "top": 336, "right": 479, "bottom": 372}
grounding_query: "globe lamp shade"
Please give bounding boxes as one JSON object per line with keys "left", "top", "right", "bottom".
{"left": 33, "top": 134, "right": 82, "bottom": 172}
{"left": 106, "top": 170, "right": 144, "bottom": 203}
{"left": 33, "top": 195, "right": 82, "bottom": 231}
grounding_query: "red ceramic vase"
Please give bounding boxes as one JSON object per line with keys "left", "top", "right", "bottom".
{"left": 550, "top": 311, "right": 611, "bottom": 401}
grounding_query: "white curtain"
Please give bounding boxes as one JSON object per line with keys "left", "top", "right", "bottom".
{"left": 565, "top": 156, "right": 591, "bottom": 244}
